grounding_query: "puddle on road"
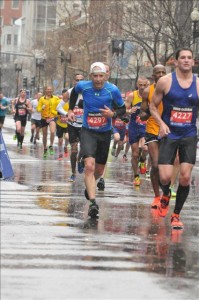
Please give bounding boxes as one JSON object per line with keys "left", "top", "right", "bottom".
{"left": 10, "top": 161, "right": 199, "bottom": 283}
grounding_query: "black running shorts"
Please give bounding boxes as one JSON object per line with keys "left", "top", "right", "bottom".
{"left": 158, "top": 136, "right": 197, "bottom": 165}
{"left": 56, "top": 123, "right": 68, "bottom": 138}
{"left": 14, "top": 115, "right": 27, "bottom": 127}
{"left": 81, "top": 127, "right": 111, "bottom": 165}
{"left": 68, "top": 124, "right": 81, "bottom": 144}
{"left": 144, "top": 132, "right": 159, "bottom": 145}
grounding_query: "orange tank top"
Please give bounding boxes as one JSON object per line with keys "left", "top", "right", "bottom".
{"left": 146, "top": 84, "right": 163, "bottom": 135}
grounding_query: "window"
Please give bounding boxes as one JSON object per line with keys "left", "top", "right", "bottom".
{"left": 7, "top": 34, "right": 11, "bottom": 45}
{"left": 0, "top": 0, "right": 4, "bottom": 9}
{"left": 0, "top": 16, "right": 3, "bottom": 27}
{"left": 14, "top": 34, "right": 18, "bottom": 46}
{"left": 12, "top": 0, "right": 19, "bottom": 9}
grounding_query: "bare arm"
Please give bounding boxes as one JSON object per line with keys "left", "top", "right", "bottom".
{"left": 26, "top": 99, "right": 32, "bottom": 113}
{"left": 140, "top": 86, "right": 150, "bottom": 121}
{"left": 125, "top": 92, "right": 138, "bottom": 114}
{"left": 150, "top": 77, "right": 170, "bottom": 137}
{"left": 11, "top": 98, "right": 16, "bottom": 114}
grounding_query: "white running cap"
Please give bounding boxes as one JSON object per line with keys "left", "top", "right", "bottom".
{"left": 90, "top": 62, "right": 106, "bottom": 74}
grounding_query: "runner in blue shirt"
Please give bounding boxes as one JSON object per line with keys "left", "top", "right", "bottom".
{"left": 68, "top": 62, "right": 126, "bottom": 217}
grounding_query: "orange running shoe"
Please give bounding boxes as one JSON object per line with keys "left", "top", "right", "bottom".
{"left": 57, "top": 154, "right": 63, "bottom": 161}
{"left": 151, "top": 196, "right": 161, "bottom": 209}
{"left": 158, "top": 194, "right": 170, "bottom": 217}
{"left": 133, "top": 176, "right": 140, "bottom": 186}
{"left": 139, "top": 162, "right": 147, "bottom": 174}
{"left": 171, "top": 213, "right": 184, "bottom": 229}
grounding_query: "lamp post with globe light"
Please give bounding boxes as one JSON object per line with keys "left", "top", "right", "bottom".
{"left": 111, "top": 40, "right": 125, "bottom": 86}
{"left": 191, "top": 7, "right": 199, "bottom": 42}
{"left": 15, "top": 62, "right": 22, "bottom": 97}
{"left": 191, "top": 7, "right": 199, "bottom": 75}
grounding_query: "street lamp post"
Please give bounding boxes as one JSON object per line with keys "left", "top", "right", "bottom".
{"left": 36, "top": 58, "right": 45, "bottom": 92}
{"left": 60, "top": 51, "right": 71, "bottom": 88}
{"left": 191, "top": 7, "right": 199, "bottom": 75}
{"left": 191, "top": 7, "right": 199, "bottom": 42}
{"left": 111, "top": 40, "right": 125, "bottom": 86}
{"left": 15, "top": 63, "right": 22, "bottom": 97}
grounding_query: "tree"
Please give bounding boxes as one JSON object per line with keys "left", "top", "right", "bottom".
{"left": 114, "top": 0, "right": 195, "bottom": 66}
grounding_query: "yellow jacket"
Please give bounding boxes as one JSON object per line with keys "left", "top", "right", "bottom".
{"left": 37, "top": 95, "right": 59, "bottom": 119}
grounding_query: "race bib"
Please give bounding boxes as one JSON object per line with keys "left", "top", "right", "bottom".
{"left": 87, "top": 112, "right": 107, "bottom": 129}
{"left": 170, "top": 106, "right": 193, "bottom": 127}
{"left": 18, "top": 108, "right": 26, "bottom": 116}
{"left": 73, "top": 107, "right": 83, "bottom": 124}
{"left": 114, "top": 119, "right": 126, "bottom": 129}
{"left": 60, "top": 115, "right": 68, "bottom": 124}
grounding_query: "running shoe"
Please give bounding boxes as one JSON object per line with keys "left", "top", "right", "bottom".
{"left": 133, "top": 176, "right": 140, "bottom": 186}
{"left": 49, "top": 146, "right": 55, "bottom": 155}
{"left": 78, "top": 158, "right": 84, "bottom": 174}
{"left": 84, "top": 189, "right": 90, "bottom": 200}
{"left": 43, "top": 149, "right": 48, "bottom": 158}
{"left": 97, "top": 178, "right": 105, "bottom": 191}
{"left": 33, "top": 138, "right": 37, "bottom": 145}
{"left": 111, "top": 147, "right": 116, "bottom": 156}
{"left": 170, "top": 186, "right": 176, "bottom": 199}
{"left": 57, "top": 154, "right": 63, "bottom": 161}
{"left": 139, "top": 162, "right": 147, "bottom": 174}
{"left": 19, "top": 143, "right": 22, "bottom": 150}
{"left": 122, "top": 154, "right": 128, "bottom": 162}
{"left": 68, "top": 174, "right": 76, "bottom": 182}
{"left": 151, "top": 196, "right": 161, "bottom": 209}
{"left": 88, "top": 201, "right": 99, "bottom": 218}
{"left": 158, "top": 193, "right": 171, "bottom": 217}
{"left": 64, "top": 147, "right": 68, "bottom": 157}
{"left": 171, "top": 213, "right": 184, "bottom": 229}
{"left": 30, "top": 135, "right": 34, "bottom": 143}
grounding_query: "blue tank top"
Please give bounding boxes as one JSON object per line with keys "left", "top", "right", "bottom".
{"left": 162, "top": 72, "right": 198, "bottom": 139}
{"left": 75, "top": 80, "right": 124, "bottom": 132}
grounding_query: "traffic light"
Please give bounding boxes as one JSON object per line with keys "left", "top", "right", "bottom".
{"left": 22, "top": 77, "right": 27, "bottom": 89}
{"left": 31, "top": 76, "right": 35, "bottom": 87}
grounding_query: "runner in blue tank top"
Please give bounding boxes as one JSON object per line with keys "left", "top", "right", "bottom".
{"left": 61, "top": 62, "right": 125, "bottom": 218}
{"left": 150, "top": 47, "right": 199, "bottom": 230}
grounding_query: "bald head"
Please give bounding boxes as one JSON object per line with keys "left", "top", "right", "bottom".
{"left": 152, "top": 64, "right": 166, "bottom": 83}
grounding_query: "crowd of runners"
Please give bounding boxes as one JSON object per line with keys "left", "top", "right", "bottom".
{"left": 0, "top": 47, "right": 198, "bottom": 230}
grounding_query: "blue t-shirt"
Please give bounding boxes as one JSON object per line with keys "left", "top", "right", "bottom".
{"left": 75, "top": 81, "right": 124, "bottom": 132}
{"left": 0, "top": 97, "right": 8, "bottom": 117}
{"left": 162, "top": 72, "right": 199, "bottom": 139}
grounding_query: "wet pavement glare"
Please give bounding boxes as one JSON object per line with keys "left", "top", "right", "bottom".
{"left": 1, "top": 118, "right": 199, "bottom": 299}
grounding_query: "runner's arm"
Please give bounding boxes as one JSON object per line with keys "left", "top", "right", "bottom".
{"left": 140, "top": 87, "right": 150, "bottom": 121}
{"left": 56, "top": 100, "right": 68, "bottom": 116}
{"left": 149, "top": 80, "right": 164, "bottom": 125}
{"left": 112, "top": 104, "right": 126, "bottom": 118}
{"left": 69, "top": 87, "right": 78, "bottom": 110}
{"left": 150, "top": 78, "right": 170, "bottom": 137}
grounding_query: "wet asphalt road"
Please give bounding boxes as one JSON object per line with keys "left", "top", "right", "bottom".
{"left": 1, "top": 116, "right": 199, "bottom": 300}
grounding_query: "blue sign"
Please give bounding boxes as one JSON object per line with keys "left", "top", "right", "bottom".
{"left": 0, "top": 131, "right": 14, "bottom": 179}
{"left": 53, "top": 80, "right": 59, "bottom": 87}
